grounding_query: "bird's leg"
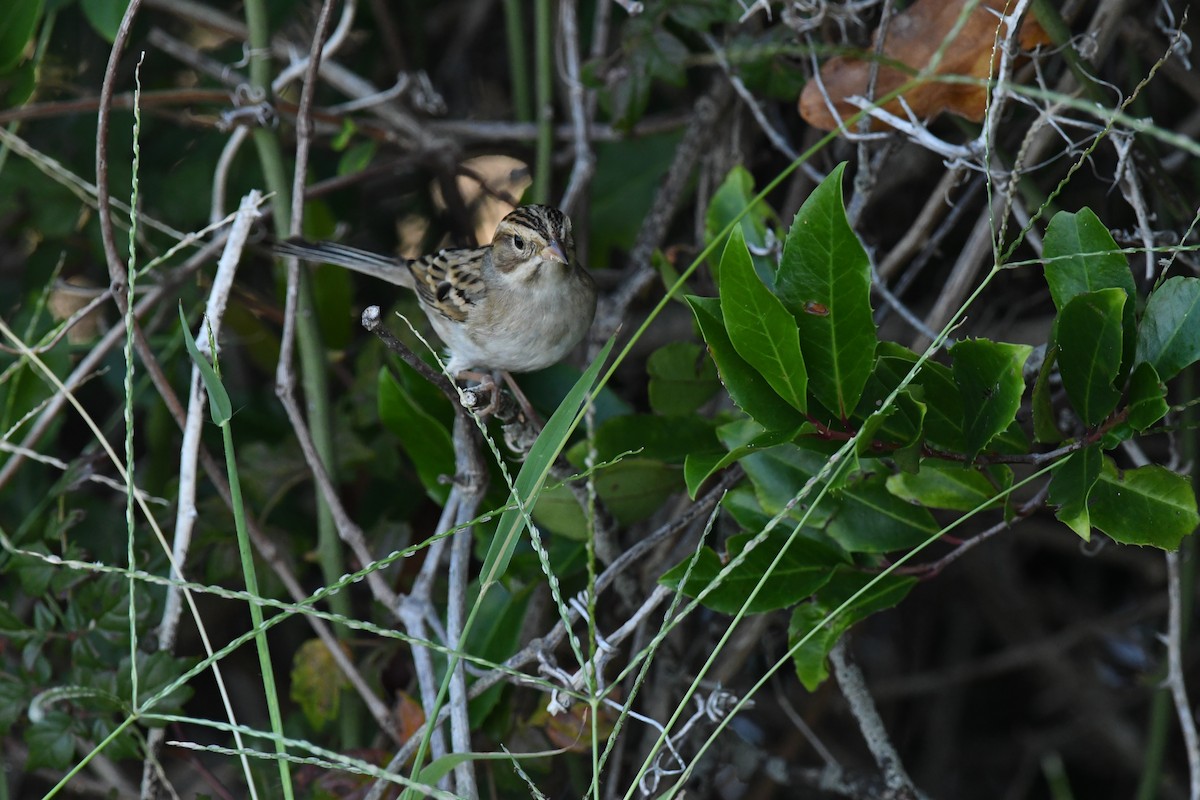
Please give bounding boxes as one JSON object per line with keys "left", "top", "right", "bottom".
{"left": 499, "top": 371, "right": 543, "bottom": 427}
{"left": 458, "top": 369, "right": 502, "bottom": 417}
{"left": 456, "top": 370, "right": 542, "bottom": 427}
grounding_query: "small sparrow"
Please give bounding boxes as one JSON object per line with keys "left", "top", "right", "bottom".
{"left": 275, "top": 205, "right": 597, "bottom": 378}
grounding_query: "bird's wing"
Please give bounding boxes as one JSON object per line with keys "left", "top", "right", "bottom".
{"left": 410, "top": 248, "right": 488, "bottom": 323}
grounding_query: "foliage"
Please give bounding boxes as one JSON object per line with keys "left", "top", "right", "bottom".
{"left": 669, "top": 164, "right": 1197, "bottom": 682}
{"left": 0, "top": 0, "right": 1198, "bottom": 797}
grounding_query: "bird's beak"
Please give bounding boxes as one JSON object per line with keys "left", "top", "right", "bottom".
{"left": 541, "top": 238, "right": 568, "bottom": 265}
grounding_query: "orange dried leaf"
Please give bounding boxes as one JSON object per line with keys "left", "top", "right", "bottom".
{"left": 799, "top": 0, "right": 1050, "bottom": 131}
{"left": 394, "top": 690, "right": 427, "bottom": 743}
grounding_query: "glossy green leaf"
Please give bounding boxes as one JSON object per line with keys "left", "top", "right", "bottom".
{"left": 1043, "top": 208, "right": 1135, "bottom": 309}
{"left": 647, "top": 341, "right": 721, "bottom": 416}
{"left": 1055, "top": 288, "right": 1125, "bottom": 427}
{"left": 855, "top": 346, "right": 930, "bottom": 448}
{"left": 775, "top": 162, "right": 877, "bottom": 418}
{"left": 827, "top": 473, "right": 939, "bottom": 552}
{"left": 872, "top": 343, "right": 965, "bottom": 452}
{"left": 790, "top": 569, "right": 916, "bottom": 690}
{"left": 688, "top": 296, "right": 806, "bottom": 432}
{"left": 1048, "top": 446, "right": 1102, "bottom": 541}
{"left": 705, "top": 165, "right": 776, "bottom": 284}
{"left": 660, "top": 531, "right": 843, "bottom": 614}
{"left": 1043, "top": 208, "right": 1136, "bottom": 374}
{"left": 1031, "top": 345, "right": 1062, "bottom": 443}
{"left": 1135, "top": 276, "right": 1200, "bottom": 380}
{"left": 722, "top": 485, "right": 774, "bottom": 532}
{"left": 736, "top": 442, "right": 837, "bottom": 529}
{"left": 720, "top": 227, "right": 808, "bottom": 412}
{"left": 1127, "top": 361, "right": 1168, "bottom": 431}
{"left": 855, "top": 405, "right": 895, "bottom": 458}
{"left": 1089, "top": 459, "right": 1199, "bottom": 550}
{"left": 949, "top": 339, "right": 1032, "bottom": 459}
{"left": 377, "top": 368, "right": 453, "bottom": 503}
{"left": 683, "top": 427, "right": 797, "bottom": 498}
{"left": 886, "top": 462, "right": 1008, "bottom": 511}
{"left": 0, "top": 0, "right": 41, "bottom": 73}
{"left": 480, "top": 337, "right": 615, "bottom": 585}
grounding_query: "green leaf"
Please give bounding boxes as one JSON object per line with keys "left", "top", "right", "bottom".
{"left": 688, "top": 296, "right": 806, "bottom": 432}
{"left": 1055, "top": 288, "right": 1125, "bottom": 427}
{"left": 4, "top": 59, "right": 36, "bottom": 105}
{"left": 660, "top": 532, "right": 843, "bottom": 614}
{"left": 722, "top": 419, "right": 836, "bottom": 528}
{"left": 290, "top": 639, "right": 348, "bottom": 731}
{"left": 1043, "top": 208, "right": 1135, "bottom": 308}
{"left": 886, "top": 462, "right": 1008, "bottom": 511}
{"left": 312, "top": 263, "right": 354, "bottom": 350}
{"left": 1048, "top": 446, "right": 1102, "bottom": 541}
{"left": 1127, "top": 361, "right": 1168, "bottom": 431}
{"left": 594, "top": 459, "right": 682, "bottom": 524}
{"left": 790, "top": 570, "right": 916, "bottom": 690}
{"left": 705, "top": 165, "right": 776, "bottom": 283}
{"left": 647, "top": 341, "right": 721, "bottom": 416}
{"left": 827, "top": 473, "right": 939, "bottom": 553}
{"left": 24, "top": 711, "right": 75, "bottom": 770}
{"left": 720, "top": 227, "right": 808, "bottom": 412}
{"left": 775, "top": 162, "right": 877, "bottom": 418}
{"left": 870, "top": 342, "right": 964, "bottom": 451}
{"left": 465, "top": 583, "right": 531, "bottom": 726}
{"left": 480, "top": 337, "right": 615, "bottom": 584}
{"left": 178, "top": 305, "right": 232, "bottom": 426}
{"left": 1043, "top": 208, "right": 1136, "bottom": 374}
{"left": 949, "top": 339, "right": 1032, "bottom": 459}
{"left": 377, "top": 368, "right": 453, "bottom": 503}
{"left": 586, "top": 413, "right": 718, "bottom": 464}
{"left": 82, "top": 0, "right": 131, "bottom": 43}
{"left": 721, "top": 485, "right": 774, "bottom": 531}
{"left": 1089, "top": 459, "right": 1199, "bottom": 550}
{"left": 0, "top": 0, "right": 41, "bottom": 73}
{"left": 855, "top": 346, "right": 930, "bottom": 448}
{"left": 1031, "top": 345, "right": 1062, "bottom": 443}
{"left": 590, "top": 133, "right": 681, "bottom": 267}
{"left": 0, "top": 679, "right": 26, "bottom": 735}
{"left": 1135, "top": 276, "right": 1200, "bottom": 380}
{"left": 684, "top": 427, "right": 797, "bottom": 498}
{"left": 337, "top": 140, "right": 377, "bottom": 177}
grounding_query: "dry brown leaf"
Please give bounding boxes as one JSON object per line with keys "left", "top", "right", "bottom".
{"left": 799, "top": 0, "right": 1051, "bottom": 131}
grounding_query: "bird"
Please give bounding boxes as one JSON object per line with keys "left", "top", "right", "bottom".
{"left": 274, "top": 205, "right": 597, "bottom": 383}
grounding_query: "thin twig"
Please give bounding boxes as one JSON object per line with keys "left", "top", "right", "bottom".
{"left": 830, "top": 640, "right": 920, "bottom": 800}
{"left": 558, "top": 0, "right": 594, "bottom": 216}
{"left": 446, "top": 412, "right": 488, "bottom": 798}
{"left": 158, "top": 192, "right": 261, "bottom": 655}
{"left": 1165, "top": 550, "right": 1200, "bottom": 800}
{"left": 372, "top": 466, "right": 744, "bottom": 774}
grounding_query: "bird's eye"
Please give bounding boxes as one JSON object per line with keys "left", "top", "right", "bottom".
{"left": 512, "top": 235, "right": 526, "bottom": 251}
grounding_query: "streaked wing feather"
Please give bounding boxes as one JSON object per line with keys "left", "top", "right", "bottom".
{"left": 410, "top": 247, "right": 488, "bottom": 323}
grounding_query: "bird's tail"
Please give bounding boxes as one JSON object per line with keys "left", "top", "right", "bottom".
{"left": 274, "top": 239, "right": 413, "bottom": 289}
